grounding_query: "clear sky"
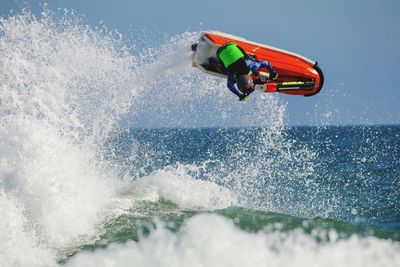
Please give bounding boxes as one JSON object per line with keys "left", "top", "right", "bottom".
{"left": 1, "top": 0, "right": 400, "bottom": 126}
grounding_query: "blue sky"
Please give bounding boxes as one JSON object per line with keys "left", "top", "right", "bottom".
{"left": 1, "top": 0, "right": 400, "bottom": 125}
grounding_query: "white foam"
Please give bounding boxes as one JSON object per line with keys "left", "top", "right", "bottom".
{"left": 122, "top": 167, "right": 237, "bottom": 209}
{"left": 0, "top": 119, "right": 115, "bottom": 247}
{"left": 0, "top": 193, "right": 55, "bottom": 267}
{"left": 65, "top": 213, "right": 400, "bottom": 267}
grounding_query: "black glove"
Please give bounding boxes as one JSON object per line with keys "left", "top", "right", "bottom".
{"left": 270, "top": 71, "right": 278, "bottom": 80}
{"left": 239, "top": 94, "right": 249, "bottom": 102}
{"left": 248, "top": 54, "right": 257, "bottom": 60}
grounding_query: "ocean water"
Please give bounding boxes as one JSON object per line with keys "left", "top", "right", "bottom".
{"left": 1, "top": 10, "right": 399, "bottom": 267}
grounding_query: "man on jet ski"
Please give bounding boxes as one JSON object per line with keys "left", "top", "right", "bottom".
{"left": 216, "top": 42, "right": 278, "bottom": 101}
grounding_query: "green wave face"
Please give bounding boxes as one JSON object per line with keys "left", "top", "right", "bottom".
{"left": 60, "top": 200, "right": 400, "bottom": 266}
{"left": 61, "top": 200, "right": 399, "bottom": 262}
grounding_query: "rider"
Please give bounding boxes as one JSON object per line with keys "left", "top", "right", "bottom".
{"left": 216, "top": 42, "right": 278, "bottom": 101}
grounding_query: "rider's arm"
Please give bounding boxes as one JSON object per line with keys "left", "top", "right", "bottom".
{"left": 227, "top": 72, "right": 245, "bottom": 98}
{"left": 246, "top": 58, "right": 275, "bottom": 73}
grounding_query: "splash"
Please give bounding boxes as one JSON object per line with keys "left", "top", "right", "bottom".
{"left": 123, "top": 167, "right": 237, "bottom": 209}
{"left": 0, "top": 9, "right": 138, "bottom": 266}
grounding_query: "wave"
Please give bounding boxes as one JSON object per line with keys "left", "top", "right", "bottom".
{"left": 59, "top": 168, "right": 399, "bottom": 265}
{"left": 119, "top": 168, "right": 238, "bottom": 209}
{"left": 65, "top": 211, "right": 400, "bottom": 267}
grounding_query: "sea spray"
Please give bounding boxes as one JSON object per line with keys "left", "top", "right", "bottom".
{"left": 0, "top": 10, "right": 138, "bottom": 265}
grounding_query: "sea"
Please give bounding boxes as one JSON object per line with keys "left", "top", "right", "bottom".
{"left": 1, "top": 10, "right": 399, "bottom": 267}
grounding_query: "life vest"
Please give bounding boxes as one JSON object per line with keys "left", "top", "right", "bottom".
{"left": 217, "top": 42, "right": 245, "bottom": 68}
{"left": 217, "top": 42, "right": 251, "bottom": 79}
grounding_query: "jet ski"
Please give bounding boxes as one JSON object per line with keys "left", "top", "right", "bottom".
{"left": 191, "top": 31, "right": 324, "bottom": 97}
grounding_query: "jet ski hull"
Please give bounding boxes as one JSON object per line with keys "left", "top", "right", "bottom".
{"left": 192, "top": 31, "right": 324, "bottom": 96}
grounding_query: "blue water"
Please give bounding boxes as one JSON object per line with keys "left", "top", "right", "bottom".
{"left": 107, "top": 126, "right": 400, "bottom": 231}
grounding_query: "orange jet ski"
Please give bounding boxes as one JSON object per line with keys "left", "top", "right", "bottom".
{"left": 191, "top": 31, "right": 324, "bottom": 96}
